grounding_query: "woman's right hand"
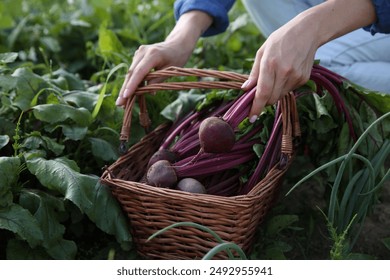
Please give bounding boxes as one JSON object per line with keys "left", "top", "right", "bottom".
{"left": 115, "top": 40, "right": 192, "bottom": 106}
{"left": 116, "top": 11, "right": 213, "bottom": 106}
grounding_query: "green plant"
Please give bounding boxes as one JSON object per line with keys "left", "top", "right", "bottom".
{"left": 288, "top": 112, "right": 390, "bottom": 258}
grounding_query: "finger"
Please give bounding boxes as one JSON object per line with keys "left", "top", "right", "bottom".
{"left": 248, "top": 59, "right": 275, "bottom": 122}
{"left": 123, "top": 55, "right": 164, "bottom": 98}
{"left": 121, "top": 50, "right": 147, "bottom": 98}
{"left": 241, "top": 48, "right": 263, "bottom": 90}
{"left": 116, "top": 48, "right": 146, "bottom": 106}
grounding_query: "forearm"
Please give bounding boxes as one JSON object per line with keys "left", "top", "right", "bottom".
{"left": 291, "top": 0, "right": 377, "bottom": 48}
{"left": 165, "top": 10, "right": 213, "bottom": 51}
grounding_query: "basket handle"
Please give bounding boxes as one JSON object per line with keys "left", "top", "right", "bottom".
{"left": 119, "top": 67, "right": 300, "bottom": 159}
{"left": 120, "top": 67, "right": 249, "bottom": 144}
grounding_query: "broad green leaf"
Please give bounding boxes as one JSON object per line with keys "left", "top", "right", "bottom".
{"left": 337, "top": 123, "right": 353, "bottom": 157}
{"left": 51, "top": 68, "right": 85, "bottom": 91}
{"left": 0, "top": 52, "right": 18, "bottom": 63}
{"left": 266, "top": 214, "right": 299, "bottom": 236}
{"left": 45, "top": 239, "right": 77, "bottom": 260}
{"left": 40, "top": 37, "right": 61, "bottom": 53}
{"left": 61, "top": 124, "right": 88, "bottom": 140}
{"left": 6, "top": 239, "right": 51, "bottom": 260}
{"left": 19, "top": 189, "right": 65, "bottom": 242}
{"left": 26, "top": 157, "right": 94, "bottom": 211}
{"left": 0, "top": 204, "right": 43, "bottom": 247}
{"left": 0, "top": 15, "right": 13, "bottom": 29}
{"left": 64, "top": 91, "right": 100, "bottom": 111}
{"left": 344, "top": 81, "right": 390, "bottom": 114}
{"left": 23, "top": 133, "right": 64, "bottom": 155}
{"left": 160, "top": 90, "right": 204, "bottom": 121}
{"left": 84, "top": 182, "right": 131, "bottom": 245}
{"left": 54, "top": 157, "right": 81, "bottom": 172}
{"left": 0, "top": 135, "right": 10, "bottom": 150}
{"left": 98, "top": 24, "right": 123, "bottom": 60}
{"left": 0, "top": 156, "right": 20, "bottom": 187}
{"left": 89, "top": 137, "right": 118, "bottom": 161}
{"left": 12, "top": 67, "right": 48, "bottom": 111}
{"left": 19, "top": 189, "right": 77, "bottom": 259}
{"left": 33, "top": 104, "right": 92, "bottom": 126}
{"left": 0, "top": 156, "right": 20, "bottom": 207}
{"left": 0, "top": 75, "right": 17, "bottom": 92}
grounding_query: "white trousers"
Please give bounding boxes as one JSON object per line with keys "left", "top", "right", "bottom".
{"left": 241, "top": 0, "right": 390, "bottom": 93}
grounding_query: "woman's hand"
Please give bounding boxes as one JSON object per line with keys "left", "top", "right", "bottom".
{"left": 116, "top": 11, "right": 213, "bottom": 106}
{"left": 241, "top": 0, "right": 377, "bottom": 122}
{"left": 242, "top": 11, "right": 319, "bottom": 122}
{"left": 115, "top": 40, "right": 192, "bottom": 106}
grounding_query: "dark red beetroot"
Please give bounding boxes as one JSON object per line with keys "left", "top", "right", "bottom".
{"left": 146, "top": 160, "right": 177, "bottom": 188}
{"left": 199, "top": 116, "right": 235, "bottom": 153}
{"left": 176, "top": 178, "right": 206, "bottom": 194}
{"left": 147, "top": 149, "right": 178, "bottom": 168}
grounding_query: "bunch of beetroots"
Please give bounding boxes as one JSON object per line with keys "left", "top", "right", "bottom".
{"left": 142, "top": 85, "right": 279, "bottom": 196}
{"left": 142, "top": 64, "right": 357, "bottom": 196}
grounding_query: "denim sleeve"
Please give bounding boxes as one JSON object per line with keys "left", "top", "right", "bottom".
{"left": 364, "top": 0, "right": 390, "bottom": 34}
{"left": 174, "top": 0, "right": 236, "bottom": 37}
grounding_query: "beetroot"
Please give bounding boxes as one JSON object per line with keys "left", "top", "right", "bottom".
{"left": 199, "top": 116, "right": 235, "bottom": 153}
{"left": 176, "top": 178, "right": 206, "bottom": 194}
{"left": 146, "top": 160, "right": 177, "bottom": 188}
{"left": 147, "top": 149, "right": 178, "bottom": 168}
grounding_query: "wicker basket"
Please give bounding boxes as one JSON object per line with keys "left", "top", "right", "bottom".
{"left": 100, "top": 67, "right": 300, "bottom": 259}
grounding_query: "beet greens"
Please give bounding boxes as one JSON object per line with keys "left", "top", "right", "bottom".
{"left": 143, "top": 64, "right": 364, "bottom": 196}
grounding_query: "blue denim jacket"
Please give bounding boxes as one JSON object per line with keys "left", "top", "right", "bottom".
{"left": 364, "top": 0, "right": 390, "bottom": 34}
{"left": 174, "top": 0, "right": 390, "bottom": 36}
{"left": 174, "top": 0, "right": 235, "bottom": 36}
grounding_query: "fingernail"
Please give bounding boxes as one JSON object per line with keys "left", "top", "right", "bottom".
{"left": 249, "top": 115, "right": 257, "bottom": 123}
{"left": 123, "top": 88, "right": 130, "bottom": 98}
{"left": 115, "top": 98, "right": 122, "bottom": 106}
{"left": 241, "top": 79, "right": 250, "bottom": 89}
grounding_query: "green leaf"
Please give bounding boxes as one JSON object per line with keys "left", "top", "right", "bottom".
{"left": 344, "top": 81, "right": 390, "bottom": 114}
{"left": 89, "top": 137, "right": 118, "bottom": 161}
{"left": 23, "top": 133, "right": 64, "bottom": 155}
{"left": 33, "top": 104, "right": 92, "bottom": 126}
{"left": 266, "top": 214, "right": 299, "bottom": 236}
{"left": 91, "top": 63, "right": 127, "bottom": 119}
{"left": 0, "top": 52, "right": 18, "bottom": 63}
{"left": 18, "top": 189, "right": 77, "bottom": 259}
{"left": 0, "top": 157, "right": 20, "bottom": 207}
{"left": 84, "top": 182, "right": 131, "bottom": 245}
{"left": 61, "top": 124, "right": 88, "bottom": 140}
{"left": 45, "top": 239, "right": 77, "bottom": 260}
{"left": 98, "top": 24, "right": 124, "bottom": 61}
{"left": 19, "top": 189, "right": 64, "bottom": 241}
{"left": 64, "top": 91, "right": 100, "bottom": 111}
{"left": 0, "top": 76, "right": 17, "bottom": 92}
{"left": 26, "top": 157, "right": 94, "bottom": 211}
{"left": 0, "top": 204, "right": 43, "bottom": 247}
{"left": 11, "top": 67, "right": 48, "bottom": 111}
{"left": 0, "top": 135, "right": 10, "bottom": 150}
{"left": 6, "top": 239, "right": 51, "bottom": 260}
{"left": 0, "top": 156, "right": 20, "bottom": 188}
{"left": 161, "top": 90, "right": 204, "bottom": 122}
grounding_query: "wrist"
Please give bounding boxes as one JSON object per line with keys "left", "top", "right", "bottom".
{"left": 165, "top": 10, "right": 213, "bottom": 50}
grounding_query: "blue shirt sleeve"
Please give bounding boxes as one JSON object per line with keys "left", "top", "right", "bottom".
{"left": 364, "top": 0, "right": 390, "bottom": 34}
{"left": 174, "top": 0, "right": 236, "bottom": 37}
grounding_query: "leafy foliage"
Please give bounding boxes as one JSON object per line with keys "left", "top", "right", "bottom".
{"left": 0, "top": 0, "right": 389, "bottom": 260}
